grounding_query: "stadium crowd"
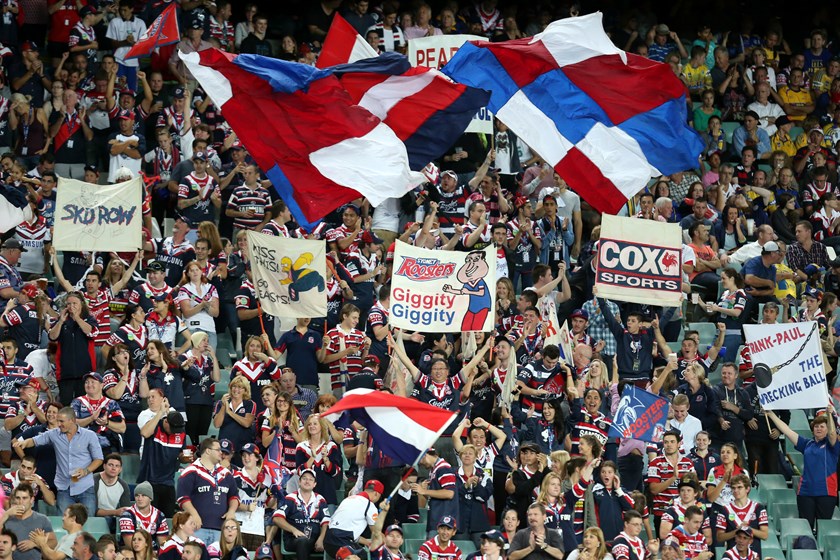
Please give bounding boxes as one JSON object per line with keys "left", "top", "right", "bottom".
{"left": 0, "top": 1, "right": 835, "bottom": 560}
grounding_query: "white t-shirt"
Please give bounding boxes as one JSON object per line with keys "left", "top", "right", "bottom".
{"left": 108, "top": 133, "right": 143, "bottom": 182}
{"left": 106, "top": 16, "right": 147, "bottom": 67}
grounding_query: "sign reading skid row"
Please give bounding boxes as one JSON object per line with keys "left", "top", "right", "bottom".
{"left": 744, "top": 321, "right": 828, "bottom": 410}
{"left": 595, "top": 214, "right": 682, "bottom": 307}
{"left": 53, "top": 176, "right": 143, "bottom": 251}
{"left": 246, "top": 231, "right": 327, "bottom": 318}
{"left": 407, "top": 34, "right": 491, "bottom": 133}
{"left": 389, "top": 240, "right": 495, "bottom": 332}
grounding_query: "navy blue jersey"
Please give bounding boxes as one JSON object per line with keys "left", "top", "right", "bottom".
{"left": 176, "top": 461, "right": 238, "bottom": 531}
{"left": 138, "top": 418, "right": 185, "bottom": 485}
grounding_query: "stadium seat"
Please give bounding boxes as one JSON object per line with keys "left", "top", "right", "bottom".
{"left": 722, "top": 121, "right": 740, "bottom": 143}
{"left": 772, "top": 503, "right": 801, "bottom": 532}
{"left": 404, "top": 539, "right": 426, "bottom": 553}
{"left": 122, "top": 454, "right": 141, "bottom": 482}
{"left": 402, "top": 523, "right": 426, "bottom": 541}
{"left": 789, "top": 451, "right": 805, "bottom": 473}
{"left": 828, "top": 549, "right": 840, "bottom": 560}
{"left": 788, "top": 551, "right": 822, "bottom": 560}
{"left": 790, "top": 410, "right": 811, "bottom": 432}
{"left": 418, "top": 509, "right": 428, "bottom": 525}
{"left": 819, "top": 533, "right": 840, "bottom": 554}
{"left": 757, "top": 474, "right": 788, "bottom": 490}
{"left": 687, "top": 322, "right": 717, "bottom": 346}
{"left": 764, "top": 488, "right": 797, "bottom": 507}
{"left": 781, "top": 518, "right": 815, "bottom": 550}
{"left": 83, "top": 517, "right": 111, "bottom": 538}
{"left": 454, "top": 541, "right": 477, "bottom": 555}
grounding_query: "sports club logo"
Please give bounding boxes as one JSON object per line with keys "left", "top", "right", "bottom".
{"left": 394, "top": 256, "right": 456, "bottom": 282}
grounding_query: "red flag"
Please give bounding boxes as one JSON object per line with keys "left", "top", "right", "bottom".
{"left": 125, "top": 3, "right": 180, "bottom": 60}
{"left": 316, "top": 12, "right": 378, "bottom": 69}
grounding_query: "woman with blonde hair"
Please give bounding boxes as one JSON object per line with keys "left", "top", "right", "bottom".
{"left": 213, "top": 375, "right": 256, "bottom": 466}
{"left": 231, "top": 335, "right": 277, "bottom": 414}
{"left": 8, "top": 93, "right": 49, "bottom": 166}
{"left": 567, "top": 527, "right": 614, "bottom": 560}
{"left": 208, "top": 518, "right": 249, "bottom": 560}
{"left": 536, "top": 471, "right": 565, "bottom": 530}
{"left": 295, "top": 414, "right": 342, "bottom": 505}
{"left": 181, "top": 330, "right": 221, "bottom": 446}
{"left": 550, "top": 450, "right": 570, "bottom": 479}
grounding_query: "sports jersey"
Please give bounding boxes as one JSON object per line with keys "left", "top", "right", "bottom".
{"left": 715, "top": 499, "right": 768, "bottom": 554}
{"left": 145, "top": 312, "right": 187, "bottom": 350}
{"left": 515, "top": 356, "right": 561, "bottom": 415}
{"left": 647, "top": 455, "right": 697, "bottom": 517}
{"left": 667, "top": 525, "right": 709, "bottom": 559}
{"left": 366, "top": 22, "right": 405, "bottom": 52}
{"left": 176, "top": 460, "right": 238, "bottom": 531}
{"left": 365, "top": 302, "right": 389, "bottom": 359}
{"left": 82, "top": 288, "right": 112, "bottom": 345}
{"left": 325, "top": 326, "right": 367, "bottom": 390}
{"left": 138, "top": 418, "right": 186, "bottom": 485}
{"left": 418, "top": 537, "right": 462, "bottom": 560}
{"left": 68, "top": 21, "right": 97, "bottom": 65}
{"left": 426, "top": 457, "right": 458, "bottom": 531}
{"left": 0, "top": 470, "right": 47, "bottom": 501}
{"left": 129, "top": 281, "right": 173, "bottom": 312}
{"left": 230, "top": 357, "right": 278, "bottom": 413}
{"left": 326, "top": 224, "right": 360, "bottom": 256}
{"left": 612, "top": 531, "right": 649, "bottom": 560}
{"left": 231, "top": 467, "right": 270, "bottom": 535}
{"left": 723, "top": 546, "right": 759, "bottom": 560}
{"left": 118, "top": 504, "right": 169, "bottom": 543}
{"left": 327, "top": 492, "right": 378, "bottom": 540}
{"left": 706, "top": 464, "right": 747, "bottom": 506}
{"left": 436, "top": 184, "right": 471, "bottom": 236}
{"left": 506, "top": 217, "right": 542, "bottom": 269}
{"left": 567, "top": 402, "right": 612, "bottom": 453}
{"left": 175, "top": 282, "right": 218, "bottom": 334}
{"left": 661, "top": 500, "right": 711, "bottom": 532}
{"left": 412, "top": 372, "right": 463, "bottom": 412}
{"left": 227, "top": 184, "right": 272, "bottom": 230}
{"left": 178, "top": 172, "right": 220, "bottom": 225}
{"left": 71, "top": 394, "right": 125, "bottom": 449}
{"left": 102, "top": 368, "right": 142, "bottom": 422}
{"left": 4, "top": 399, "right": 47, "bottom": 438}
{"left": 777, "top": 86, "right": 813, "bottom": 121}
{"left": 14, "top": 215, "right": 50, "bottom": 274}
{"left": 149, "top": 237, "right": 196, "bottom": 287}
{"left": 795, "top": 435, "right": 840, "bottom": 497}
{"left": 261, "top": 221, "right": 290, "bottom": 237}
{"left": 2, "top": 301, "right": 40, "bottom": 358}
{"left": 145, "top": 363, "right": 186, "bottom": 412}
{"left": 460, "top": 220, "right": 493, "bottom": 250}
{"left": 208, "top": 16, "right": 234, "bottom": 50}
{"left": 105, "top": 323, "right": 148, "bottom": 368}
{"left": 294, "top": 439, "right": 342, "bottom": 505}
{"left": 274, "top": 490, "right": 330, "bottom": 546}
{"left": 0, "top": 358, "right": 32, "bottom": 416}
{"left": 158, "top": 534, "right": 207, "bottom": 560}
{"left": 234, "top": 279, "right": 276, "bottom": 347}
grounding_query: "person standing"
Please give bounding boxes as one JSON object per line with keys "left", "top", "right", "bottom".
{"left": 177, "top": 437, "right": 239, "bottom": 545}
{"left": 13, "top": 406, "right": 103, "bottom": 513}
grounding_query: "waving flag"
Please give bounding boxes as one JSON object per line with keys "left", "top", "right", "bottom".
{"left": 316, "top": 12, "right": 379, "bottom": 68}
{"left": 0, "top": 185, "right": 33, "bottom": 234}
{"left": 332, "top": 53, "right": 491, "bottom": 170}
{"left": 323, "top": 389, "right": 456, "bottom": 465}
{"left": 441, "top": 12, "right": 704, "bottom": 215}
{"left": 609, "top": 386, "right": 669, "bottom": 443}
{"left": 125, "top": 3, "right": 179, "bottom": 60}
{"left": 180, "top": 49, "right": 425, "bottom": 227}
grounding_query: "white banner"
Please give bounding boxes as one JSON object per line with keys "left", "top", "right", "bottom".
{"left": 407, "top": 34, "right": 492, "bottom": 133}
{"left": 246, "top": 232, "right": 327, "bottom": 318}
{"left": 744, "top": 321, "right": 828, "bottom": 410}
{"left": 390, "top": 240, "right": 496, "bottom": 332}
{"left": 53, "top": 177, "right": 143, "bottom": 251}
{"left": 595, "top": 214, "right": 683, "bottom": 307}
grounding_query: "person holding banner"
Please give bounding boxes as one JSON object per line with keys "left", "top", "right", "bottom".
{"left": 766, "top": 404, "right": 840, "bottom": 528}
{"left": 596, "top": 292, "right": 656, "bottom": 385}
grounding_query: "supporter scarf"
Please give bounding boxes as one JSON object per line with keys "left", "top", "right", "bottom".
{"left": 54, "top": 112, "right": 81, "bottom": 150}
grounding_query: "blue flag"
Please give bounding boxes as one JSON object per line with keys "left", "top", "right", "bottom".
{"left": 608, "top": 386, "right": 669, "bottom": 443}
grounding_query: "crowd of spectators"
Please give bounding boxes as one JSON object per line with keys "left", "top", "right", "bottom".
{"left": 0, "top": 1, "right": 836, "bottom": 560}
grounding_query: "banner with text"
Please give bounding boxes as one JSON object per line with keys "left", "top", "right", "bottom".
{"left": 595, "top": 214, "right": 682, "bottom": 307}
{"left": 608, "top": 386, "right": 669, "bottom": 443}
{"left": 54, "top": 177, "right": 143, "bottom": 251}
{"left": 407, "top": 34, "right": 491, "bottom": 133}
{"left": 390, "top": 240, "right": 496, "bottom": 332}
{"left": 744, "top": 321, "right": 828, "bottom": 410}
{"left": 246, "top": 231, "right": 327, "bottom": 318}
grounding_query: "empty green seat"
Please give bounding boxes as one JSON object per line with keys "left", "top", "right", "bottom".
{"left": 788, "top": 550, "right": 822, "bottom": 560}
{"left": 781, "top": 518, "right": 816, "bottom": 551}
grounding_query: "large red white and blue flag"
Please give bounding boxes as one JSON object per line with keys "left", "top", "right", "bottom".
{"left": 181, "top": 49, "right": 488, "bottom": 227}
{"left": 316, "top": 12, "right": 379, "bottom": 69}
{"left": 441, "top": 13, "right": 704, "bottom": 215}
{"left": 323, "top": 389, "right": 456, "bottom": 465}
{"left": 125, "top": 3, "right": 179, "bottom": 60}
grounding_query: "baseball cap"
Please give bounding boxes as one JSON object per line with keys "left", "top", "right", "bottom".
{"left": 173, "top": 87, "right": 186, "bottom": 99}
{"left": 775, "top": 115, "right": 791, "bottom": 128}
{"left": 361, "top": 231, "right": 384, "bottom": 245}
{"left": 1, "top": 239, "right": 27, "bottom": 252}
{"left": 804, "top": 286, "right": 824, "bottom": 299}
{"left": 219, "top": 439, "right": 234, "bottom": 455}
{"left": 21, "top": 41, "right": 38, "bottom": 52}
{"left": 151, "top": 292, "right": 171, "bottom": 303}
{"left": 19, "top": 283, "right": 38, "bottom": 299}
{"left": 570, "top": 309, "right": 589, "bottom": 321}
{"left": 134, "top": 481, "right": 154, "bottom": 499}
{"left": 437, "top": 515, "right": 457, "bottom": 529}
{"left": 804, "top": 263, "right": 824, "bottom": 276}
{"left": 481, "top": 529, "right": 507, "bottom": 546}
{"left": 255, "top": 544, "right": 273, "bottom": 559}
{"left": 341, "top": 203, "right": 360, "bottom": 215}
{"left": 655, "top": 23, "right": 670, "bottom": 35}
{"left": 119, "top": 88, "right": 135, "bottom": 97}
{"left": 335, "top": 547, "right": 364, "bottom": 560}
{"left": 83, "top": 372, "right": 103, "bottom": 383}
{"left": 761, "top": 240, "right": 781, "bottom": 254}
{"left": 79, "top": 5, "right": 96, "bottom": 17}
{"left": 519, "top": 442, "right": 540, "bottom": 454}
{"left": 364, "top": 480, "right": 384, "bottom": 494}
{"left": 241, "top": 443, "right": 260, "bottom": 456}
{"left": 84, "top": 164, "right": 99, "bottom": 173}
{"left": 299, "top": 468, "right": 317, "bottom": 480}
{"left": 831, "top": 258, "right": 840, "bottom": 268}
{"left": 145, "top": 260, "right": 165, "bottom": 272}
{"left": 189, "top": 17, "right": 204, "bottom": 29}
{"left": 662, "top": 537, "right": 682, "bottom": 550}
{"left": 364, "top": 355, "right": 380, "bottom": 367}
{"left": 14, "top": 377, "right": 39, "bottom": 389}
{"left": 441, "top": 169, "right": 458, "bottom": 181}
{"left": 810, "top": 127, "right": 826, "bottom": 136}
{"left": 175, "top": 213, "right": 194, "bottom": 227}
{"left": 117, "top": 109, "right": 134, "bottom": 120}
{"left": 229, "top": 141, "right": 246, "bottom": 150}
{"left": 165, "top": 411, "right": 185, "bottom": 431}
{"left": 385, "top": 524, "right": 403, "bottom": 535}
{"left": 677, "top": 476, "right": 700, "bottom": 492}
{"left": 736, "top": 527, "right": 754, "bottom": 537}
{"left": 193, "top": 151, "right": 208, "bottom": 162}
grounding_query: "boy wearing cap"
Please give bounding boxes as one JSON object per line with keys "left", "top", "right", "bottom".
{"left": 68, "top": 5, "right": 100, "bottom": 67}
{"left": 368, "top": 501, "right": 405, "bottom": 560}
{"left": 70, "top": 372, "right": 126, "bottom": 454}
{"left": 722, "top": 527, "right": 759, "bottom": 560}
{"left": 107, "top": 109, "right": 145, "bottom": 182}
{"left": 273, "top": 467, "right": 329, "bottom": 560}
{"left": 143, "top": 215, "right": 196, "bottom": 287}
{"left": 418, "top": 516, "right": 461, "bottom": 560}
{"left": 118, "top": 480, "right": 169, "bottom": 549}
{"left": 4, "top": 376, "right": 47, "bottom": 443}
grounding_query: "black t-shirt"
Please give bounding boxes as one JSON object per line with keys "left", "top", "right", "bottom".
{"left": 304, "top": 4, "right": 335, "bottom": 41}
{"left": 10, "top": 62, "right": 45, "bottom": 106}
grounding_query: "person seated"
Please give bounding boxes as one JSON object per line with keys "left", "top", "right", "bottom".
{"left": 0, "top": 455, "right": 55, "bottom": 508}
{"left": 93, "top": 454, "right": 131, "bottom": 534}
{"left": 29, "top": 502, "right": 87, "bottom": 560}
{"left": 118, "top": 481, "right": 169, "bottom": 550}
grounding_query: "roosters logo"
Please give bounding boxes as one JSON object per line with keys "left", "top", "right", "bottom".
{"left": 394, "top": 257, "right": 456, "bottom": 281}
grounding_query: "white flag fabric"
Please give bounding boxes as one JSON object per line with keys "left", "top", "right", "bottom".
{"left": 389, "top": 240, "right": 495, "bottom": 332}
{"left": 595, "top": 214, "right": 683, "bottom": 307}
{"left": 744, "top": 321, "right": 828, "bottom": 410}
{"left": 53, "top": 177, "right": 143, "bottom": 251}
{"left": 246, "top": 232, "right": 327, "bottom": 318}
